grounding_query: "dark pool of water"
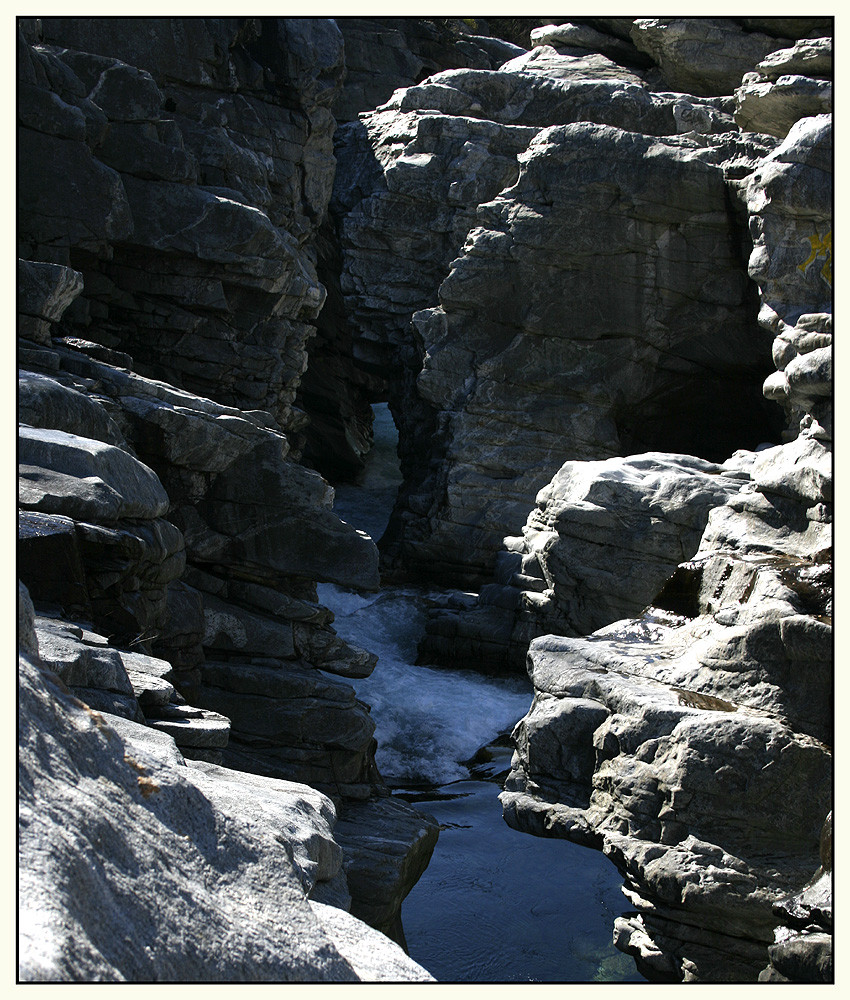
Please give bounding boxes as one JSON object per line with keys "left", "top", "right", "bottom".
{"left": 395, "top": 748, "right": 644, "bottom": 984}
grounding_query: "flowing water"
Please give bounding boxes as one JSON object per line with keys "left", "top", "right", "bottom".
{"left": 320, "top": 404, "right": 643, "bottom": 983}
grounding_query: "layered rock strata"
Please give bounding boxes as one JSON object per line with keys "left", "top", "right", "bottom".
{"left": 499, "top": 112, "right": 832, "bottom": 982}
{"left": 332, "top": 27, "right": 787, "bottom": 586}
{"left": 17, "top": 17, "right": 439, "bottom": 971}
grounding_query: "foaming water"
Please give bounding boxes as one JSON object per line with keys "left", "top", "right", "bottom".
{"left": 318, "top": 582, "right": 532, "bottom": 785}
{"left": 321, "top": 403, "right": 642, "bottom": 982}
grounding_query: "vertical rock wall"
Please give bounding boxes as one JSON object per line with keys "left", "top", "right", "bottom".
{"left": 330, "top": 29, "right": 791, "bottom": 586}
{"left": 499, "top": 111, "right": 832, "bottom": 982}
{"left": 17, "top": 18, "right": 440, "bottom": 976}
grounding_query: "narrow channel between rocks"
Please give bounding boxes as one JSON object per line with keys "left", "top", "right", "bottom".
{"left": 321, "top": 403, "right": 644, "bottom": 982}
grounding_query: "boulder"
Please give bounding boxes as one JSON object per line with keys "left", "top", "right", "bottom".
{"left": 19, "top": 426, "right": 169, "bottom": 523}
{"left": 18, "top": 648, "right": 433, "bottom": 982}
{"left": 735, "top": 38, "right": 832, "bottom": 139}
{"left": 333, "top": 796, "right": 440, "bottom": 945}
{"left": 629, "top": 18, "right": 788, "bottom": 96}
{"left": 420, "top": 452, "right": 753, "bottom": 671}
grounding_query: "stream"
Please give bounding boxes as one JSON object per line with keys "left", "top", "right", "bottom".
{"left": 319, "top": 404, "right": 643, "bottom": 983}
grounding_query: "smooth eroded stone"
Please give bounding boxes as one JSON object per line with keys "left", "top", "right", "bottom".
{"left": 19, "top": 649, "right": 381, "bottom": 982}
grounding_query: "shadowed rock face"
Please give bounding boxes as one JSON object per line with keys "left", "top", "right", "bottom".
{"left": 21, "top": 17, "right": 343, "bottom": 438}
{"left": 17, "top": 18, "right": 438, "bottom": 973}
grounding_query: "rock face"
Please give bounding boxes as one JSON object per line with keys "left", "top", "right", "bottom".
{"left": 17, "top": 17, "right": 439, "bottom": 974}
{"left": 735, "top": 38, "right": 832, "bottom": 139}
{"left": 420, "top": 452, "right": 755, "bottom": 672}
{"left": 332, "top": 29, "right": 785, "bottom": 587}
{"left": 17, "top": 15, "right": 833, "bottom": 985}
{"left": 20, "top": 16, "right": 341, "bottom": 437}
{"left": 18, "top": 595, "right": 433, "bottom": 982}
{"left": 499, "top": 112, "right": 832, "bottom": 982}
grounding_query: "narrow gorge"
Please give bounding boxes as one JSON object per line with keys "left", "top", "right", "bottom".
{"left": 17, "top": 16, "right": 832, "bottom": 984}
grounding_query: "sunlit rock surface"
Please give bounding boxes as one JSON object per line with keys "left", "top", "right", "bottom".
{"left": 18, "top": 596, "right": 432, "bottom": 982}
{"left": 499, "top": 111, "right": 831, "bottom": 984}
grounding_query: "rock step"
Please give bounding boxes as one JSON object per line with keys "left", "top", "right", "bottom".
{"left": 145, "top": 702, "right": 231, "bottom": 752}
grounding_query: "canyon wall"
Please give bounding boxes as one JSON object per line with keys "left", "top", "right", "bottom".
{"left": 17, "top": 17, "right": 439, "bottom": 977}
{"left": 18, "top": 15, "right": 832, "bottom": 984}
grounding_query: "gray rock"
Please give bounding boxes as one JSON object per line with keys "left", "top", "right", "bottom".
{"left": 202, "top": 592, "right": 295, "bottom": 660}
{"left": 756, "top": 37, "right": 832, "bottom": 82}
{"left": 502, "top": 634, "right": 831, "bottom": 980}
{"left": 19, "top": 426, "right": 169, "bottom": 523}
{"left": 17, "top": 259, "right": 84, "bottom": 345}
{"left": 376, "top": 121, "right": 778, "bottom": 585}
{"left": 183, "top": 759, "right": 343, "bottom": 895}
{"left": 70, "top": 687, "right": 143, "bottom": 721}
{"left": 19, "top": 649, "right": 432, "bottom": 982}
{"left": 630, "top": 18, "right": 788, "bottom": 96}
{"left": 19, "top": 582, "right": 39, "bottom": 659}
{"left": 735, "top": 75, "right": 831, "bottom": 139}
{"left": 746, "top": 115, "right": 832, "bottom": 328}
{"left": 18, "top": 371, "right": 125, "bottom": 446}
{"left": 530, "top": 22, "right": 645, "bottom": 67}
{"left": 501, "top": 45, "right": 647, "bottom": 86}
{"left": 332, "top": 17, "right": 514, "bottom": 123}
{"left": 126, "top": 669, "right": 174, "bottom": 707}
{"left": 421, "top": 452, "right": 753, "bottom": 671}
{"left": 333, "top": 796, "right": 440, "bottom": 944}
{"left": 145, "top": 701, "right": 231, "bottom": 750}
{"left": 292, "top": 623, "right": 377, "bottom": 679}
{"left": 89, "top": 62, "right": 163, "bottom": 122}
{"left": 309, "top": 902, "right": 435, "bottom": 981}
{"left": 99, "top": 711, "right": 186, "bottom": 767}
{"left": 34, "top": 617, "right": 134, "bottom": 695}
{"left": 21, "top": 19, "right": 340, "bottom": 436}
{"left": 500, "top": 77, "right": 832, "bottom": 976}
